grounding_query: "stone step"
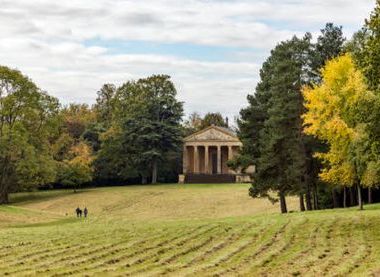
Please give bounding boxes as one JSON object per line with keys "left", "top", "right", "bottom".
{"left": 184, "top": 174, "right": 236, "bottom": 184}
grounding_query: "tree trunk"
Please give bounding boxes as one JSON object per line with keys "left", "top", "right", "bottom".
{"left": 0, "top": 190, "right": 9, "bottom": 204}
{"left": 151, "top": 159, "right": 158, "bottom": 184}
{"left": 313, "top": 183, "right": 319, "bottom": 210}
{"left": 343, "top": 187, "right": 347, "bottom": 208}
{"left": 368, "top": 187, "right": 373, "bottom": 204}
{"left": 305, "top": 185, "right": 313, "bottom": 210}
{"left": 357, "top": 184, "right": 363, "bottom": 210}
{"left": 299, "top": 194, "right": 305, "bottom": 212}
{"left": 349, "top": 187, "right": 355, "bottom": 207}
{"left": 0, "top": 156, "right": 10, "bottom": 205}
{"left": 141, "top": 176, "right": 147, "bottom": 184}
{"left": 280, "top": 192, "right": 288, "bottom": 214}
{"left": 332, "top": 189, "right": 339, "bottom": 208}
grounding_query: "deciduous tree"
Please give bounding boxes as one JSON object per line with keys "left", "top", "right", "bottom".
{"left": 303, "top": 54, "right": 377, "bottom": 210}
{"left": 0, "top": 66, "right": 59, "bottom": 203}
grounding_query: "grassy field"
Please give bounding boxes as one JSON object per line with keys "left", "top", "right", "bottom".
{"left": 0, "top": 184, "right": 379, "bottom": 276}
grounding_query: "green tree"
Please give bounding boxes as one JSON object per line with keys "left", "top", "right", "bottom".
{"left": 52, "top": 104, "right": 95, "bottom": 191}
{"left": 307, "top": 23, "right": 346, "bottom": 208}
{"left": 56, "top": 141, "right": 93, "bottom": 192}
{"left": 346, "top": 1, "right": 380, "bottom": 203}
{"left": 246, "top": 35, "right": 313, "bottom": 213}
{"left": 234, "top": 77, "right": 270, "bottom": 173}
{"left": 94, "top": 84, "right": 116, "bottom": 128}
{"left": 312, "top": 23, "right": 346, "bottom": 81}
{"left": 200, "top": 112, "right": 228, "bottom": 130}
{"left": 123, "top": 75, "right": 183, "bottom": 184}
{"left": 0, "top": 66, "right": 60, "bottom": 203}
{"left": 183, "top": 112, "right": 203, "bottom": 136}
{"left": 97, "top": 75, "right": 183, "bottom": 184}
{"left": 360, "top": 0, "right": 380, "bottom": 92}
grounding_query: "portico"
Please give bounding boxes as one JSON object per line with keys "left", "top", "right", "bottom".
{"left": 180, "top": 125, "right": 246, "bottom": 183}
{"left": 183, "top": 144, "right": 240, "bottom": 175}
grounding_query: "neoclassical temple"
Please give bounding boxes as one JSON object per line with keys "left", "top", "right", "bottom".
{"left": 179, "top": 125, "right": 252, "bottom": 183}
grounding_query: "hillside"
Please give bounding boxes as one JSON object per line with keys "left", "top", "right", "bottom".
{"left": 0, "top": 184, "right": 379, "bottom": 276}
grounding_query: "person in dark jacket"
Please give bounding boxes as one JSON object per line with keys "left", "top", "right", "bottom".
{"left": 75, "top": 207, "right": 81, "bottom": 217}
{"left": 83, "top": 207, "right": 88, "bottom": 218}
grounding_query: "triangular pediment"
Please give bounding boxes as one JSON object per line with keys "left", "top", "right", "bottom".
{"left": 184, "top": 126, "right": 240, "bottom": 142}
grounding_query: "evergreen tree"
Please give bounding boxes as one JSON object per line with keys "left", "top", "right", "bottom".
{"left": 312, "top": 23, "right": 346, "bottom": 81}
{"left": 97, "top": 75, "right": 183, "bottom": 184}
{"left": 248, "top": 35, "right": 313, "bottom": 213}
{"left": 234, "top": 61, "right": 271, "bottom": 173}
{"left": 237, "top": 24, "right": 346, "bottom": 212}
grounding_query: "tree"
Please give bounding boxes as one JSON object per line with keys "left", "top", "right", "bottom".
{"left": 234, "top": 76, "right": 270, "bottom": 173}
{"left": 183, "top": 112, "right": 202, "bottom": 136}
{"left": 312, "top": 23, "right": 346, "bottom": 81}
{"left": 303, "top": 54, "right": 378, "bottom": 210}
{"left": 345, "top": 29, "right": 369, "bottom": 67}
{"left": 237, "top": 24, "right": 346, "bottom": 213}
{"left": 0, "top": 66, "right": 59, "bottom": 203}
{"left": 52, "top": 104, "right": 96, "bottom": 191}
{"left": 56, "top": 141, "right": 93, "bottom": 192}
{"left": 94, "top": 84, "right": 116, "bottom": 128}
{"left": 60, "top": 104, "right": 96, "bottom": 139}
{"left": 200, "top": 112, "right": 228, "bottom": 130}
{"left": 346, "top": 2, "right": 380, "bottom": 203}
{"left": 359, "top": 0, "right": 380, "bottom": 92}
{"left": 246, "top": 35, "right": 314, "bottom": 213}
{"left": 307, "top": 23, "right": 346, "bottom": 208}
{"left": 98, "top": 75, "right": 183, "bottom": 184}
{"left": 127, "top": 75, "right": 183, "bottom": 184}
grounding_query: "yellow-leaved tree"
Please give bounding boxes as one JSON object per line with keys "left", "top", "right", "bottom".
{"left": 303, "top": 54, "right": 378, "bottom": 210}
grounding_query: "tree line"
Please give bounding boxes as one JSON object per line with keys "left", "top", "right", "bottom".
{"left": 0, "top": 65, "right": 232, "bottom": 204}
{"left": 2, "top": 2, "right": 379, "bottom": 213}
{"left": 235, "top": 2, "right": 380, "bottom": 213}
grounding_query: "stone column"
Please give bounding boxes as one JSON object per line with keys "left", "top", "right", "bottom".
{"left": 217, "top": 145, "right": 221, "bottom": 174}
{"left": 194, "top": 145, "right": 199, "bottom": 174}
{"left": 228, "top": 146, "right": 233, "bottom": 174}
{"left": 183, "top": 145, "right": 187, "bottom": 174}
{"left": 204, "top": 145, "right": 209, "bottom": 174}
{"left": 228, "top": 146, "right": 233, "bottom": 160}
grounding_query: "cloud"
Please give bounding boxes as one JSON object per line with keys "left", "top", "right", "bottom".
{"left": 0, "top": 0, "right": 375, "bottom": 120}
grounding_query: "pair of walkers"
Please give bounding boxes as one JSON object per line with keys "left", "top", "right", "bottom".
{"left": 75, "top": 207, "right": 88, "bottom": 218}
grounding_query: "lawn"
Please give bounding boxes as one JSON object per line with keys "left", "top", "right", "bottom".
{"left": 0, "top": 184, "right": 379, "bottom": 276}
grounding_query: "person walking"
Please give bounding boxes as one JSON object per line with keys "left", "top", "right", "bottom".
{"left": 84, "top": 207, "right": 88, "bottom": 218}
{"left": 75, "top": 207, "right": 81, "bottom": 217}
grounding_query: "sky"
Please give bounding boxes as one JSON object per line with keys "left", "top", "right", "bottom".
{"left": 0, "top": 0, "right": 375, "bottom": 121}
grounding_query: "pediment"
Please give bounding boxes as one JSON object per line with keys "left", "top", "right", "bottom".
{"left": 184, "top": 126, "right": 240, "bottom": 142}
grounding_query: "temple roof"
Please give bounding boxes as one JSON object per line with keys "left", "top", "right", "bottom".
{"left": 184, "top": 125, "right": 241, "bottom": 143}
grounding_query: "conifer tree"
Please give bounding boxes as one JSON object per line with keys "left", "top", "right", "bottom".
{"left": 98, "top": 75, "right": 183, "bottom": 184}
{"left": 247, "top": 35, "right": 313, "bottom": 213}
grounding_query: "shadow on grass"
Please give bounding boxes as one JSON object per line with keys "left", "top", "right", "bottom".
{"left": 9, "top": 189, "right": 88, "bottom": 205}
{"left": 12, "top": 217, "right": 81, "bottom": 228}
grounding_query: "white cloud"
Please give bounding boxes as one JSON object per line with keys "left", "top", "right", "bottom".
{"left": 0, "top": 0, "right": 375, "bottom": 119}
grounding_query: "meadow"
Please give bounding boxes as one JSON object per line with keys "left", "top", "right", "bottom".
{"left": 0, "top": 184, "right": 379, "bottom": 276}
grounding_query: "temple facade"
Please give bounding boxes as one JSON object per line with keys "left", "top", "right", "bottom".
{"left": 179, "top": 125, "right": 252, "bottom": 183}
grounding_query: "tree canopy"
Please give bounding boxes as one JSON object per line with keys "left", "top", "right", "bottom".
{"left": 95, "top": 75, "right": 183, "bottom": 184}
{"left": 0, "top": 66, "right": 60, "bottom": 203}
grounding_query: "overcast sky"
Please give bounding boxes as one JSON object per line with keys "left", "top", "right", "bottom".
{"left": 0, "top": 0, "right": 375, "bottom": 120}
